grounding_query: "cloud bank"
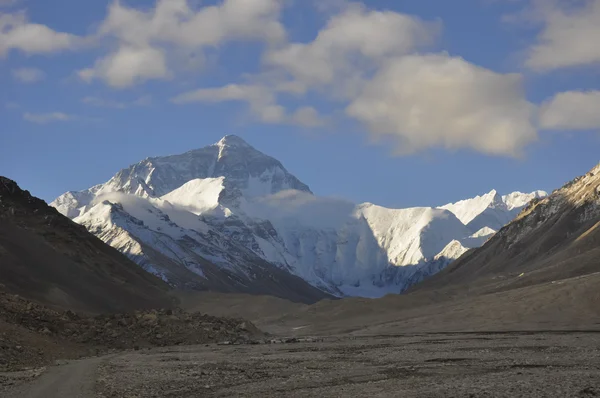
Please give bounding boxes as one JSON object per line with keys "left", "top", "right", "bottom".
{"left": 0, "top": 11, "right": 81, "bottom": 56}
{"left": 540, "top": 91, "right": 600, "bottom": 130}
{"left": 347, "top": 54, "right": 537, "bottom": 156}
{"left": 525, "top": 0, "right": 600, "bottom": 70}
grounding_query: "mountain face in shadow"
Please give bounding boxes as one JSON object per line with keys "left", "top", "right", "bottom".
{"left": 0, "top": 177, "right": 173, "bottom": 313}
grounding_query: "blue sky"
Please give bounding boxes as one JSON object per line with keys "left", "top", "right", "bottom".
{"left": 1, "top": 0, "right": 599, "bottom": 208}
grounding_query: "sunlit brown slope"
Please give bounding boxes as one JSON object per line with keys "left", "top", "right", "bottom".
{"left": 411, "top": 162, "right": 600, "bottom": 298}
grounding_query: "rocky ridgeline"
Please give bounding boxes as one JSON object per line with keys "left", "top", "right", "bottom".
{"left": 0, "top": 177, "right": 52, "bottom": 216}
{"left": 0, "top": 176, "right": 83, "bottom": 235}
{"left": 0, "top": 290, "right": 262, "bottom": 371}
{"left": 500, "top": 164, "right": 600, "bottom": 247}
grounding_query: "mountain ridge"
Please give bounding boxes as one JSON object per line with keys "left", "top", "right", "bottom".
{"left": 51, "top": 135, "right": 546, "bottom": 298}
{"left": 409, "top": 162, "right": 600, "bottom": 298}
{"left": 52, "top": 135, "right": 311, "bottom": 219}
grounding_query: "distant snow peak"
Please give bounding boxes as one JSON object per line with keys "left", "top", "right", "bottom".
{"left": 440, "top": 189, "right": 548, "bottom": 232}
{"left": 484, "top": 189, "right": 499, "bottom": 199}
{"left": 215, "top": 135, "right": 252, "bottom": 160}
{"left": 502, "top": 190, "right": 548, "bottom": 211}
{"left": 436, "top": 240, "right": 468, "bottom": 261}
{"left": 471, "top": 226, "right": 497, "bottom": 238}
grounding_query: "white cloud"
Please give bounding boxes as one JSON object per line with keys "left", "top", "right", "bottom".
{"left": 291, "top": 107, "right": 326, "bottom": 127}
{"left": 11, "top": 67, "right": 45, "bottom": 83}
{"left": 172, "top": 84, "right": 282, "bottom": 123}
{"left": 525, "top": 0, "right": 600, "bottom": 70}
{"left": 172, "top": 84, "right": 270, "bottom": 104}
{"left": 265, "top": 4, "right": 439, "bottom": 92}
{"left": 540, "top": 90, "right": 600, "bottom": 130}
{"left": 82, "top": 95, "right": 153, "bottom": 109}
{"left": 23, "top": 112, "right": 73, "bottom": 124}
{"left": 346, "top": 54, "right": 537, "bottom": 157}
{"left": 97, "top": 0, "right": 284, "bottom": 47}
{"left": 79, "top": 45, "right": 169, "bottom": 88}
{"left": 0, "top": 11, "right": 80, "bottom": 56}
{"left": 80, "top": 0, "right": 284, "bottom": 88}
{"left": 172, "top": 84, "right": 325, "bottom": 126}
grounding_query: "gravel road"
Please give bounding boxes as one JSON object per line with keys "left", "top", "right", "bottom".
{"left": 0, "top": 356, "right": 111, "bottom": 398}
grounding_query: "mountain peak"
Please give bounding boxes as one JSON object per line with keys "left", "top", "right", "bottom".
{"left": 215, "top": 135, "right": 252, "bottom": 149}
{"left": 52, "top": 134, "right": 312, "bottom": 216}
{"left": 483, "top": 189, "right": 508, "bottom": 204}
{"left": 439, "top": 188, "right": 546, "bottom": 230}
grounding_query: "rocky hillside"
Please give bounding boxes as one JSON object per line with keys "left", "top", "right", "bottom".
{"left": 0, "top": 289, "right": 261, "bottom": 371}
{"left": 0, "top": 177, "right": 173, "bottom": 313}
{"left": 411, "top": 162, "right": 600, "bottom": 297}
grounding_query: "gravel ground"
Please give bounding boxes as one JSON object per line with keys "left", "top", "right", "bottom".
{"left": 91, "top": 332, "right": 600, "bottom": 397}
{"left": 3, "top": 332, "right": 600, "bottom": 397}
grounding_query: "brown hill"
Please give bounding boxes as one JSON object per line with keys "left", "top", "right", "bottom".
{"left": 0, "top": 177, "right": 173, "bottom": 313}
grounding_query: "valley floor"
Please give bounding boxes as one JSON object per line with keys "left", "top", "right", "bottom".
{"left": 3, "top": 332, "right": 600, "bottom": 397}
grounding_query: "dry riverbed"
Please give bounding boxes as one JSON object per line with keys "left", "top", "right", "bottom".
{"left": 3, "top": 332, "right": 600, "bottom": 397}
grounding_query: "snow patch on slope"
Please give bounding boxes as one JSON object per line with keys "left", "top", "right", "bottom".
{"left": 470, "top": 226, "right": 497, "bottom": 238}
{"left": 440, "top": 189, "right": 548, "bottom": 233}
{"left": 160, "top": 177, "right": 225, "bottom": 216}
{"left": 440, "top": 190, "right": 503, "bottom": 225}
{"left": 356, "top": 204, "right": 470, "bottom": 266}
{"left": 436, "top": 240, "right": 469, "bottom": 261}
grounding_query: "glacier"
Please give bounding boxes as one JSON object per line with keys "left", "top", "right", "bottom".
{"left": 51, "top": 135, "right": 547, "bottom": 298}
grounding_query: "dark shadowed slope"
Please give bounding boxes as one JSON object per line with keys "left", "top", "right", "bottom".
{"left": 0, "top": 177, "right": 173, "bottom": 313}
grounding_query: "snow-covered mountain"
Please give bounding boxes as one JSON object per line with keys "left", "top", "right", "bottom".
{"left": 51, "top": 135, "right": 546, "bottom": 298}
{"left": 440, "top": 189, "right": 547, "bottom": 234}
{"left": 52, "top": 135, "right": 310, "bottom": 218}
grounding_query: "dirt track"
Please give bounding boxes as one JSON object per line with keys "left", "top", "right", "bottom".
{"left": 1, "top": 356, "right": 109, "bottom": 398}
{"left": 3, "top": 332, "right": 600, "bottom": 397}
